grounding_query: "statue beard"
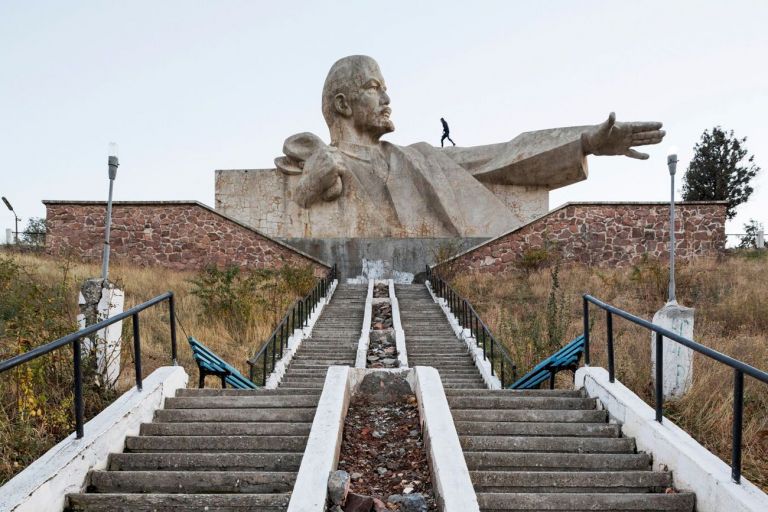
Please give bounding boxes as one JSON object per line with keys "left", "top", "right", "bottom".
{"left": 354, "top": 108, "right": 395, "bottom": 139}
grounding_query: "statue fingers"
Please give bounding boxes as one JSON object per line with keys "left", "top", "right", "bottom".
{"left": 624, "top": 148, "right": 649, "bottom": 160}
{"left": 629, "top": 121, "right": 663, "bottom": 133}
{"left": 630, "top": 134, "right": 666, "bottom": 146}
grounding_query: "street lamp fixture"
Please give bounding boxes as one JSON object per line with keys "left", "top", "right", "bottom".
{"left": 2, "top": 196, "right": 20, "bottom": 244}
{"left": 667, "top": 147, "right": 679, "bottom": 303}
{"left": 101, "top": 143, "right": 120, "bottom": 280}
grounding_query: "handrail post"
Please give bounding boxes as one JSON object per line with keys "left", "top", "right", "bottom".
{"left": 583, "top": 296, "right": 590, "bottom": 365}
{"left": 133, "top": 313, "right": 143, "bottom": 391}
{"left": 168, "top": 294, "right": 178, "bottom": 365}
{"left": 732, "top": 369, "right": 744, "bottom": 483}
{"left": 655, "top": 332, "right": 663, "bottom": 423}
{"left": 262, "top": 346, "right": 267, "bottom": 386}
{"left": 73, "top": 338, "right": 84, "bottom": 439}
{"left": 490, "top": 339, "right": 495, "bottom": 376}
{"left": 606, "top": 311, "right": 614, "bottom": 383}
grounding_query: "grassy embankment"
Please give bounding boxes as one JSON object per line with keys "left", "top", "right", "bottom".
{"left": 449, "top": 250, "right": 768, "bottom": 491}
{"left": 0, "top": 250, "right": 314, "bottom": 484}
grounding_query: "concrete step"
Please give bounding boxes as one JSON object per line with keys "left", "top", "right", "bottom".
{"left": 455, "top": 421, "right": 620, "bottom": 438}
{"left": 470, "top": 470, "right": 673, "bottom": 493}
{"left": 175, "top": 388, "right": 320, "bottom": 397}
{"left": 452, "top": 409, "right": 608, "bottom": 423}
{"left": 140, "top": 422, "right": 312, "bottom": 437}
{"left": 443, "top": 382, "right": 488, "bottom": 389}
{"left": 445, "top": 389, "right": 583, "bottom": 397}
{"left": 88, "top": 470, "right": 296, "bottom": 493}
{"left": 460, "top": 436, "right": 635, "bottom": 454}
{"left": 476, "top": 492, "right": 695, "bottom": 510}
{"left": 447, "top": 396, "right": 597, "bottom": 410}
{"left": 155, "top": 407, "right": 316, "bottom": 423}
{"left": 108, "top": 452, "right": 303, "bottom": 471}
{"left": 280, "top": 381, "right": 325, "bottom": 388}
{"left": 464, "top": 452, "right": 651, "bottom": 471}
{"left": 66, "top": 492, "right": 291, "bottom": 511}
{"left": 164, "top": 395, "right": 319, "bottom": 409}
{"left": 125, "top": 435, "right": 308, "bottom": 453}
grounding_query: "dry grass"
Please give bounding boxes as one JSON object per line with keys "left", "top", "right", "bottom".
{"left": 0, "top": 250, "right": 311, "bottom": 483}
{"left": 451, "top": 251, "right": 768, "bottom": 491}
{"left": 5, "top": 252, "right": 302, "bottom": 387}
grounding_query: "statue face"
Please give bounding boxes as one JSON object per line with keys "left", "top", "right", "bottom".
{"left": 349, "top": 62, "right": 394, "bottom": 138}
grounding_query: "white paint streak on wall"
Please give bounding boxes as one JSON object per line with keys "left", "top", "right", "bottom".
{"left": 576, "top": 367, "right": 768, "bottom": 512}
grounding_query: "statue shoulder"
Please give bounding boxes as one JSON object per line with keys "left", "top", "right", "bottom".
{"left": 274, "top": 132, "right": 328, "bottom": 175}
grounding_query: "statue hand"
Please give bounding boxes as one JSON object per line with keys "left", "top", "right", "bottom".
{"left": 295, "top": 146, "right": 347, "bottom": 207}
{"left": 582, "top": 112, "right": 665, "bottom": 160}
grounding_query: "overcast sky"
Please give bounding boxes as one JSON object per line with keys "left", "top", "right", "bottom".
{"left": 1, "top": 1, "right": 766, "bottom": 241}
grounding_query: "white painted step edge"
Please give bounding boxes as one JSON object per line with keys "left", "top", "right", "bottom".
{"left": 388, "top": 278, "right": 408, "bottom": 368}
{"left": 0, "top": 366, "right": 189, "bottom": 512}
{"left": 425, "top": 280, "right": 499, "bottom": 389}
{"left": 354, "top": 279, "right": 375, "bottom": 368}
{"left": 265, "top": 279, "right": 338, "bottom": 389}
{"left": 576, "top": 366, "right": 768, "bottom": 512}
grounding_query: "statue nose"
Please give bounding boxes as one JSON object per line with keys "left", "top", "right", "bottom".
{"left": 381, "top": 90, "right": 390, "bottom": 105}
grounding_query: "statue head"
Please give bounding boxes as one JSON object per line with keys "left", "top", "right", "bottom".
{"left": 322, "top": 55, "right": 394, "bottom": 146}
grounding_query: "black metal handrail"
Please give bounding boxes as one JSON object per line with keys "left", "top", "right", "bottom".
{"left": 247, "top": 264, "right": 337, "bottom": 385}
{"left": 426, "top": 266, "right": 517, "bottom": 387}
{"left": 0, "top": 292, "right": 178, "bottom": 439}
{"left": 583, "top": 294, "right": 768, "bottom": 484}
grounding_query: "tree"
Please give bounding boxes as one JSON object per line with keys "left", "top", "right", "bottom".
{"left": 20, "top": 217, "right": 46, "bottom": 248}
{"left": 681, "top": 127, "right": 760, "bottom": 219}
{"left": 738, "top": 219, "right": 763, "bottom": 249}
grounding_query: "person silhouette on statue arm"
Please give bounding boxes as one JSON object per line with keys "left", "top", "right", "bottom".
{"left": 440, "top": 117, "right": 456, "bottom": 147}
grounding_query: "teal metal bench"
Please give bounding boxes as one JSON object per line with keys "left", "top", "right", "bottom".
{"left": 509, "top": 334, "right": 586, "bottom": 390}
{"left": 187, "top": 336, "right": 258, "bottom": 389}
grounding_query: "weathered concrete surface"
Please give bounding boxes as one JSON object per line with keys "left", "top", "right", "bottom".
{"left": 282, "top": 237, "right": 486, "bottom": 282}
{"left": 576, "top": 367, "right": 768, "bottom": 512}
{"left": 287, "top": 366, "right": 350, "bottom": 512}
{"left": 0, "top": 366, "right": 188, "bottom": 512}
{"left": 651, "top": 301, "right": 695, "bottom": 399}
{"left": 218, "top": 55, "right": 664, "bottom": 240}
{"left": 409, "top": 366, "right": 480, "bottom": 512}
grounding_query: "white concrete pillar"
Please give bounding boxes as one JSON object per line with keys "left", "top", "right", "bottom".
{"left": 5, "top": 228, "right": 12, "bottom": 244}
{"left": 757, "top": 229, "right": 765, "bottom": 249}
{"left": 78, "top": 279, "right": 125, "bottom": 389}
{"left": 651, "top": 301, "right": 694, "bottom": 399}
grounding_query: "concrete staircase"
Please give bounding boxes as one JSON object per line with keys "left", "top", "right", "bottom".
{"left": 65, "top": 387, "right": 320, "bottom": 511}
{"left": 447, "top": 388, "right": 696, "bottom": 510}
{"left": 280, "top": 283, "right": 366, "bottom": 388}
{"left": 396, "top": 284, "right": 486, "bottom": 389}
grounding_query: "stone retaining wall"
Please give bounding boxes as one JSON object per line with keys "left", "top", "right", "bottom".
{"left": 437, "top": 202, "right": 726, "bottom": 274}
{"left": 44, "top": 201, "right": 329, "bottom": 274}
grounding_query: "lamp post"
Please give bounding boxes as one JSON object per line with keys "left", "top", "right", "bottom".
{"left": 667, "top": 147, "right": 679, "bottom": 303}
{"left": 2, "top": 196, "right": 20, "bottom": 244}
{"left": 101, "top": 143, "right": 119, "bottom": 280}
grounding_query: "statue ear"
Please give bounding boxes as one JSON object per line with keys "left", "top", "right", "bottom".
{"left": 334, "top": 93, "right": 352, "bottom": 117}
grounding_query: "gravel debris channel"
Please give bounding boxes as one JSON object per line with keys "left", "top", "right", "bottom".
{"left": 335, "top": 394, "right": 436, "bottom": 511}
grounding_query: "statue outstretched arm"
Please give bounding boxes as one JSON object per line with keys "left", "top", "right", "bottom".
{"left": 442, "top": 113, "right": 664, "bottom": 190}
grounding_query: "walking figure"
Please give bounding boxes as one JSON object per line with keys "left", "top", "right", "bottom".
{"left": 440, "top": 117, "right": 456, "bottom": 147}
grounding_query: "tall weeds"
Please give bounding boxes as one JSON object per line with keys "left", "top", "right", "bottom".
{"left": 453, "top": 252, "right": 768, "bottom": 491}
{"left": 0, "top": 251, "right": 315, "bottom": 484}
